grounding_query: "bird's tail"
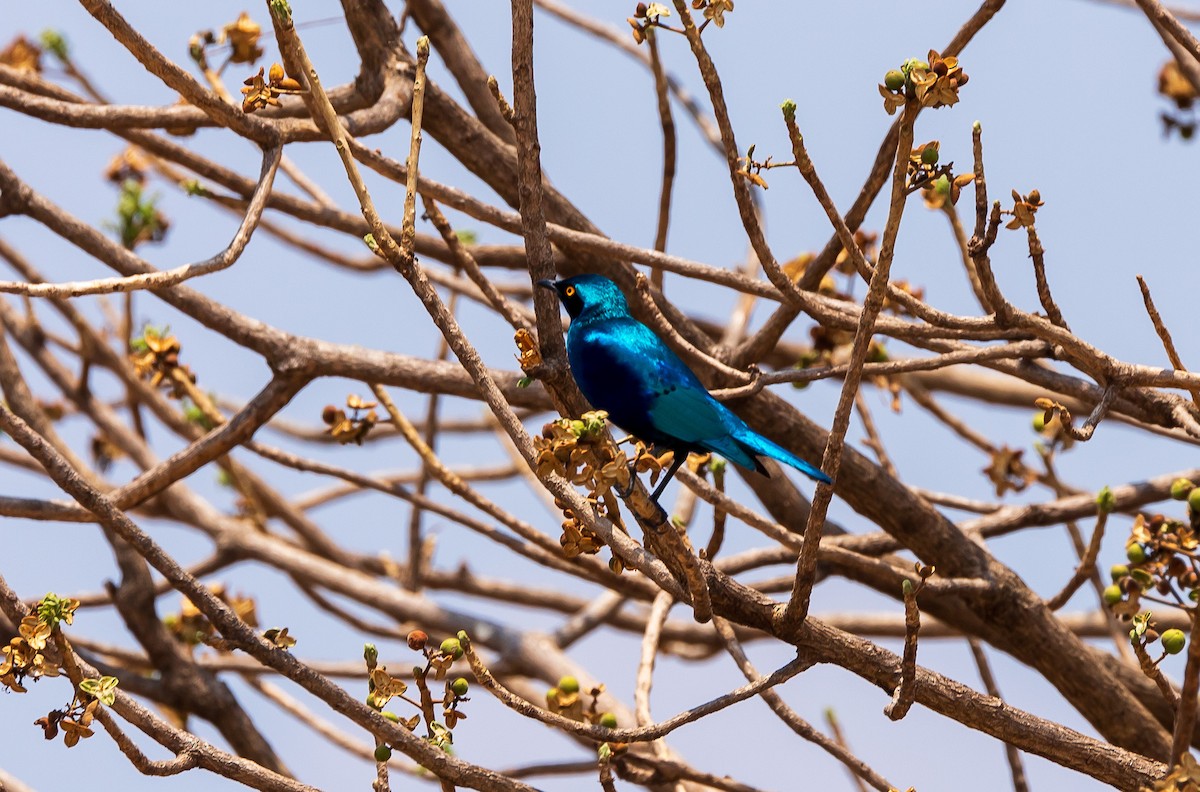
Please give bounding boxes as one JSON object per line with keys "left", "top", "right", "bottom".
{"left": 732, "top": 428, "right": 832, "bottom": 484}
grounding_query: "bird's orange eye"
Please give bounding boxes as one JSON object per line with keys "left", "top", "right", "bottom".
{"left": 564, "top": 286, "right": 576, "bottom": 297}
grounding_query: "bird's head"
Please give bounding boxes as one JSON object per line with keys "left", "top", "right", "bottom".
{"left": 537, "top": 274, "right": 629, "bottom": 321}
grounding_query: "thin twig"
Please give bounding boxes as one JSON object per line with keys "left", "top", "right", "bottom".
{"left": 646, "top": 27, "right": 676, "bottom": 267}
{"left": 1131, "top": 634, "right": 1181, "bottom": 714}
{"left": 885, "top": 573, "right": 926, "bottom": 720}
{"left": 854, "top": 391, "right": 898, "bottom": 479}
{"left": 905, "top": 383, "right": 998, "bottom": 455}
{"left": 966, "top": 639, "right": 1030, "bottom": 792}
{"left": 783, "top": 100, "right": 919, "bottom": 628}
{"left": 531, "top": 0, "right": 723, "bottom": 152}
{"left": 635, "top": 592, "right": 676, "bottom": 763}
{"left": 712, "top": 617, "right": 894, "bottom": 792}
{"left": 1137, "top": 274, "right": 1200, "bottom": 410}
{"left": 0, "top": 403, "right": 533, "bottom": 790}
{"left": 398, "top": 38, "right": 431, "bottom": 269}
{"left": 1170, "top": 607, "right": 1200, "bottom": 763}
{"left": 554, "top": 591, "right": 628, "bottom": 649}
{"left": 1134, "top": 0, "right": 1200, "bottom": 65}
{"left": 1045, "top": 506, "right": 1108, "bottom": 610}
{"left": 703, "top": 462, "right": 728, "bottom": 560}
{"left": 1026, "top": 224, "right": 1069, "bottom": 329}
{"left": 823, "top": 709, "right": 871, "bottom": 792}
{"left": 460, "top": 630, "right": 806, "bottom": 743}
{"left": 0, "top": 147, "right": 281, "bottom": 297}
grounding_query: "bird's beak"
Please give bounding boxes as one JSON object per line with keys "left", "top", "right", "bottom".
{"left": 536, "top": 279, "right": 558, "bottom": 293}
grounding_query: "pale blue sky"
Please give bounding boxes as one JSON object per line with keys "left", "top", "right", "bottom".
{"left": 2, "top": 1, "right": 1198, "bottom": 790}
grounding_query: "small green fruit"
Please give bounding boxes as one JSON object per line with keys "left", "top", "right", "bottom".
{"left": 1032, "top": 412, "right": 1046, "bottom": 432}
{"left": 381, "top": 710, "right": 400, "bottom": 723}
{"left": 920, "top": 145, "right": 939, "bottom": 166}
{"left": 374, "top": 744, "right": 392, "bottom": 763}
{"left": 1188, "top": 487, "right": 1200, "bottom": 514}
{"left": 440, "top": 637, "right": 463, "bottom": 659}
{"left": 557, "top": 676, "right": 580, "bottom": 694}
{"left": 1103, "top": 585, "right": 1123, "bottom": 606}
{"left": 883, "top": 70, "right": 905, "bottom": 91}
{"left": 1110, "top": 564, "right": 1129, "bottom": 582}
{"left": 599, "top": 712, "right": 618, "bottom": 729}
{"left": 1127, "top": 544, "right": 1148, "bottom": 564}
{"left": 450, "top": 677, "right": 470, "bottom": 697}
{"left": 1170, "top": 478, "right": 1195, "bottom": 500}
{"left": 1162, "top": 628, "right": 1187, "bottom": 654}
{"left": 932, "top": 174, "right": 951, "bottom": 196}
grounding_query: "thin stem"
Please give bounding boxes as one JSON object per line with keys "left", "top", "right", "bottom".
{"left": 782, "top": 100, "right": 919, "bottom": 628}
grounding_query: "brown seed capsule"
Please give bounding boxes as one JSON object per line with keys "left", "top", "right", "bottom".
{"left": 407, "top": 630, "right": 428, "bottom": 651}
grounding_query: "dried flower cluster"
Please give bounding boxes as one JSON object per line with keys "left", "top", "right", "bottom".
{"left": 879, "top": 50, "right": 969, "bottom": 115}
{"left": 546, "top": 674, "right": 622, "bottom": 747}
{"left": 241, "top": 62, "right": 304, "bottom": 113}
{"left": 162, "top": 584, "right": 258, "bottom": 649}
{"left": 1158, "top": 60, "right": 1197, "bottom": 141}
{"left": 130, "top": 325, "right": 194, "bottom": 396}
{"left": 534, "top": 411, "right": 670, "bottom": 566}
{"left": 322, "top": 394, "right": 379, "bottom": 445}
{"left": 366, "top": 631, "right": 474, "bottom": 763}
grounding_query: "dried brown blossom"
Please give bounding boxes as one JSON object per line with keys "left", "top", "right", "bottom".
{"left": 322, "top": 394, "right": 379, "bottom": 445}
{"left": 241, "top": 62, "right": 303, "bottom": 113}
{"left": 222, "top": 12, "right": 264, "bottom": 65}
{"left": 983, "top": 446, "right": 1035, "bottom": 497}
{"left": 0, "top": 35, "right": 41, "bottom": 73}
{"left": 1006, "top": 189, "right": 1044, "bottom": 230}
{"left": 130, "top": 326, "right": 195, "bottom": 397}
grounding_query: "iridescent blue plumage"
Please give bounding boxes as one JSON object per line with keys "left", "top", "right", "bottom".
{"left": 540, "top": 274, "right": 831, "bottom": 499}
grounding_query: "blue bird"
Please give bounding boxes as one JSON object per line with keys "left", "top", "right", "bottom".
{"left": 540, "top": 274, "right": 831, "bottom": 500}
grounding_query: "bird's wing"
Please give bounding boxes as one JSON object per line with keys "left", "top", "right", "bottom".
{"left": 570, "top": 318, "right": 761, "bottom": 469}
{"left": 644, "top": 378, "right": 729, "bottom": 443}
{"left": 646, "top": 384, "right": 762, "bottom": 470}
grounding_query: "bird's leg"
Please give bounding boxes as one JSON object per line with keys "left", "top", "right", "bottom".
{"left": 616, "top": 462, "right": 637, "bottom": 498}
{"left": 613, "top": 435, "right": 641, "bottom": 496}
{"left": 650, "top": 453, "right": 686, "bottom": 502}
